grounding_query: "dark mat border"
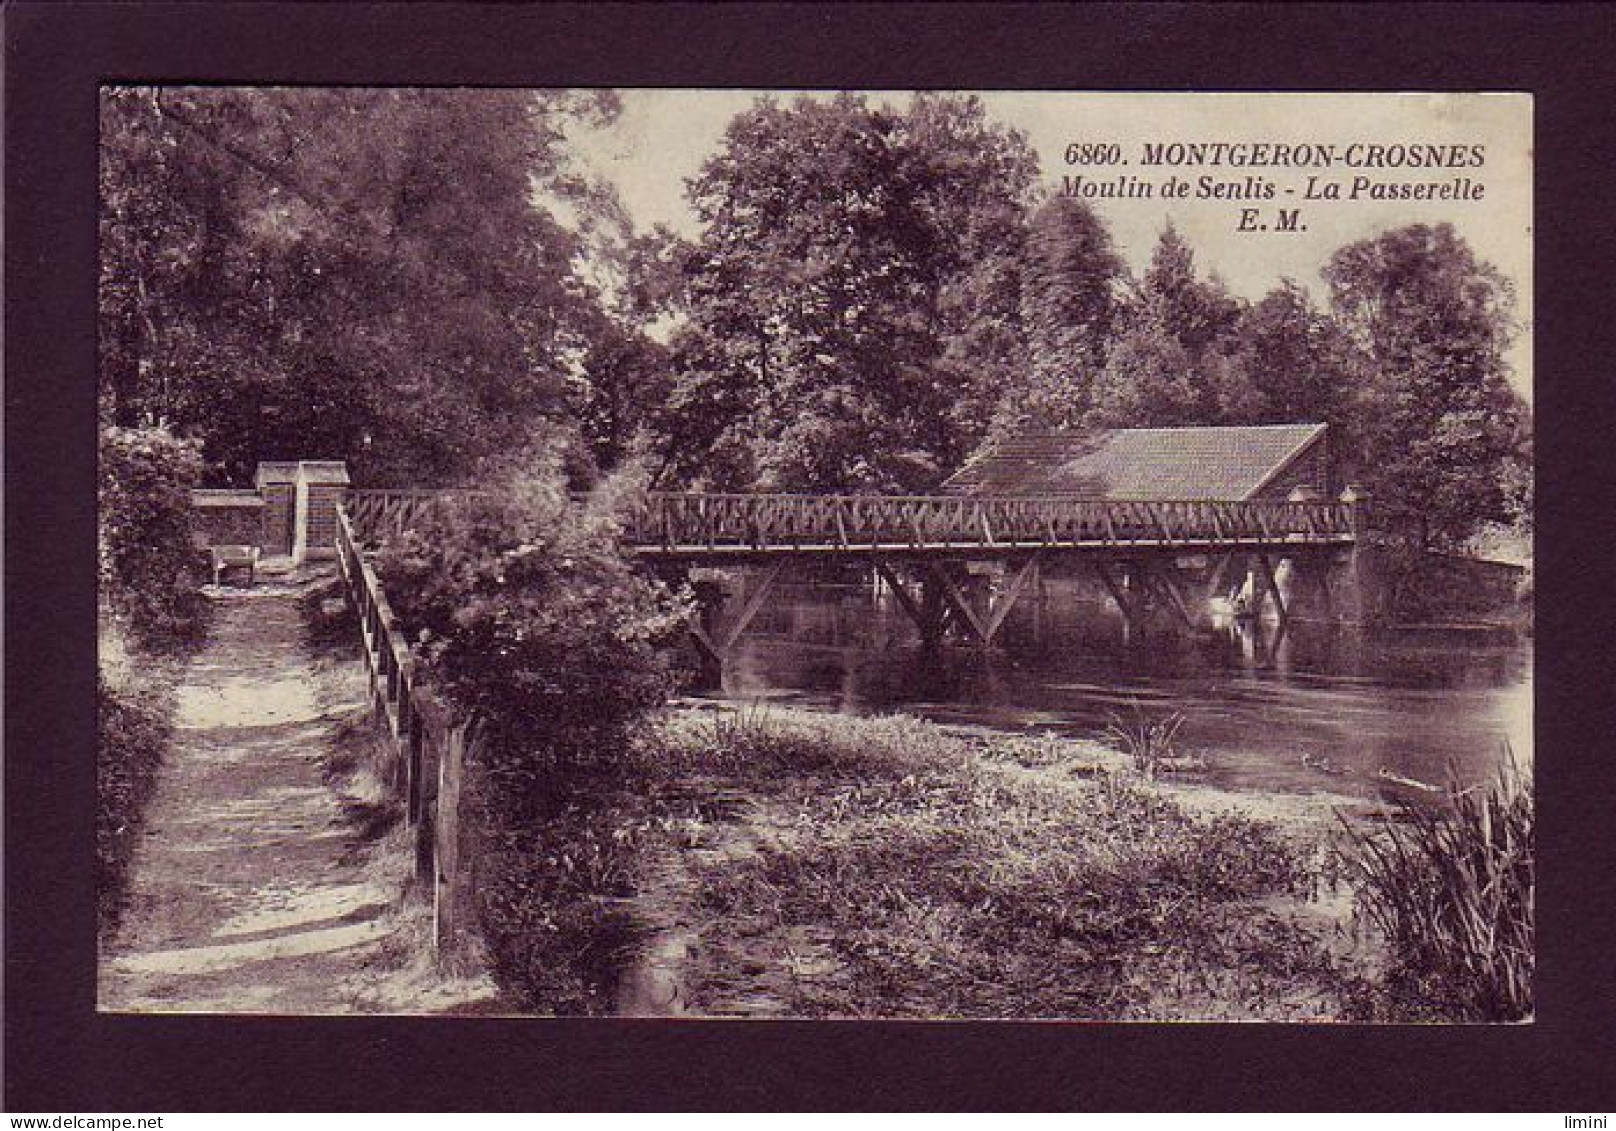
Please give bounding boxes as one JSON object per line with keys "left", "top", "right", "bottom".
{"left": 7, "top": 1, "right": 1614, "bottom": 1112}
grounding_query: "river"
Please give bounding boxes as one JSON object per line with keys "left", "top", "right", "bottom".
{"left": 704, "top": 576, "right": 1532, "bottom": 802}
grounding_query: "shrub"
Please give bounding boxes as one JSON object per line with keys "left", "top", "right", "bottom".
{"left": 374, "top": 468, "right": 688, "bottom": 1011}
{"left": 375, "top": 471, "right": 688, "bottom": 800}
{"left": 474, "top": 803, "right": 658, "bottom": 1013}
{"left": 1338, "top": 751, "right": 1533, "bottom": 1021}
{"left": 97, "top": 673, "right": 171, "bottom": 937}
{"left": 99, "top": 425, "right": 206, "bottom": 643}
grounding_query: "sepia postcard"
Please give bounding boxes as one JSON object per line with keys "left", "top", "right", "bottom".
{"left": 91, "top": 86, "right": 1534, "bottom": 1029}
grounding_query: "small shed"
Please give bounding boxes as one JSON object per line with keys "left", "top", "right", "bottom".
{"left": 942, "top": 423, "right": 1333, "bottom": 501}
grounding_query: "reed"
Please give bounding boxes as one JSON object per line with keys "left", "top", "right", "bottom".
{"left": 1338, "top": 748, "right": 1533, "bottom": 1021}
{"left": 1104, "top": 702, "right": 1186, "bottom": 780}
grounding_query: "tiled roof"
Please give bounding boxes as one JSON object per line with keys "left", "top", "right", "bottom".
{"left": 943, "top": 423, "right": 1327, "bottom": 501}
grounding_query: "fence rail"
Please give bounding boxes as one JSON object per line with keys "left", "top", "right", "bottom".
{"left": 348, "top": 488, "right": 1357, "bottom": 556}
{"left": 335, "top": 504, "right": 471, "bottom": 960}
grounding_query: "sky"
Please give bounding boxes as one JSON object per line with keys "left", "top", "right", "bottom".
{"left": 566, "top": 90, "right": 1533, "bottom": 398}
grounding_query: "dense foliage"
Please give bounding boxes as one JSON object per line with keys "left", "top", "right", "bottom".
{"left": 97, "top": 673, "right": 172, "bottom": 938}
{"left": 99, "top": 87, "right": 633, "bottom": 487}
{"left": 651, "top": 93, "right": 1040, "bottom": 491}
{"left": 995, "top": 195, "right": 1124, "bottom": 434}
{"left": 1339, "top": 755, "right": 1534, "bottom": 1021}
{"left": 1324, "top": 224, "right": 1529, "bottom": 550}
{"left": 373, "top": 470, "right": 688, "bottom": 1010}
{"left": 374, "top": 473, "right": 687, "bottom": 790}
{"left": 99, "top": 425, "right": 205, "bottom": 642}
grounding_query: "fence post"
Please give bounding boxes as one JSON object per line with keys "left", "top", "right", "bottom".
{"left": 434, "top": 720, "right": 473, "bottom": 963}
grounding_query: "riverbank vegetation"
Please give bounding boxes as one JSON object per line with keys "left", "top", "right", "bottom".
{"left": 392, "top": 664, "right": 1531, "bottom": 1022}
{"left": 641, "top": 706, "right": 1351, "bottom": 1019}
{"left": 426, "top": 699, "right": 1367, "bottom": 1019}
{"left": 1337, "top": 752, "right": 1534, "bottom": 1022}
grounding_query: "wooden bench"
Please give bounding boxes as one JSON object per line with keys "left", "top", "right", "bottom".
{"left": 209, "top": 544, "right": 261, "bottom": 586}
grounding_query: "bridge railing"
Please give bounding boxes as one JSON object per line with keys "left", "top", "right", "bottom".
{"left": 347, "top": 488, "right": 1357, "bottom": 554}
{"left": 617, "top": 492, "right": 1356, "bottom": 552}
{"left": 346, "top": 489, "right": 484, "bottom": 543}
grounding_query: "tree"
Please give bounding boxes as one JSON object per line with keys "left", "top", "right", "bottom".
{"left": 1086, "top": 224, "right": 1245, "bottom": 428}
{"left": 99, "top": 87, "right": 624, "bottom": 486}
{"left": 1324, "top": 223, "right": 1528, "bottom": 549}
{"left": 1137, "top": 223, "right": 1244, "bottom": 359}
{"left": 905, "top": 95, "right": 1042, "bottom": 466}
{"left": 569, "top": 323, "right": 673, "bottom": 473}
{"left": 655, "top": 93, "right": 1039, "bottom": 492}
{"left": 1218, "top": 280, "right": 1360, "bottom": 424}
{"left": 995, "top": 195, "right": 1124, "bottom": 433}
{"left": 1085, "top": 315, "right": 1203, "bottom": 427}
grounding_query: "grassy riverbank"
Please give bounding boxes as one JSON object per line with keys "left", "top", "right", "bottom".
{"left": 482, "top": 704, "right": 1369, "bottom": 1019}
{"left": 650, "top": 706, "right": 1365, "bottom": 1018}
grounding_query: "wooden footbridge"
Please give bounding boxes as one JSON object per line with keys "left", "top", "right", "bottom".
{"left": 342, "top": 488, "right": 1365, "bottom": 666}
{"left": 347, "top": 489, "right": 1357, "bottom": 555}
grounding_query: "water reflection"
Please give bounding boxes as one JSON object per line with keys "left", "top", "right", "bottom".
{"left": 713, "top": 578, "right": 1532, "bottom": 801}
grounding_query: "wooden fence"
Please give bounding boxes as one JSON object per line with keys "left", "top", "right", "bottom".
{"left": 335, "top": 504, "right": 474, "bottom": 961}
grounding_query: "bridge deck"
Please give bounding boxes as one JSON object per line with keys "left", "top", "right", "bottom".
{"left": 346, "top": 489, "right": 1358, "bottom": 558}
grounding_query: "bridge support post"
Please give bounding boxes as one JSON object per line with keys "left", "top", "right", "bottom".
{"left": 874, "top": 560, "right": 946, "bottom": 646}
{"left": 1141, "top": 559, "right": 1198, "bottom": 629}
{"left": 685, "top": 560, "right": 788, "bottom": 685}
{"left": 1093, "top": 559, "right": 1144, "bottom": 635}
{"left": 917, "top": 554, "right": 1042, "bottom": 648}
{"left": 1323, "top": 542, "right": 1386, "bottom": 626}
{"left": 922, "top": 561, "right": 984, "bottom": 645}
{"left": 875, "top": 554, "right": 1042, "bottom": 648}
{"left": 1330, "top": 484, "right": 1385, "bottom": 626}
{"left": 1256, "top": 553, "right": 1288, "bottom": 627}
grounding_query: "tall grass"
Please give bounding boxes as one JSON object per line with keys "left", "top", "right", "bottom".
{"left": 1338, "top": 748, "right": 1533, "bottom": 1021}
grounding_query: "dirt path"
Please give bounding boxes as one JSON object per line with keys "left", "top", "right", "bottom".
{"left": 99, "top": 574, "right": 406, "bottom": 1014}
